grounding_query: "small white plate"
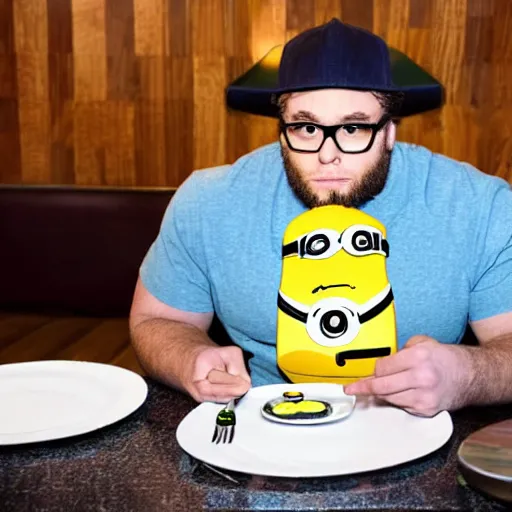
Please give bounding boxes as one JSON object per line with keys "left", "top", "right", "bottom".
{"left": 0, "top": 360, "right": 148, "bottom": 445}
{"left": 260, "top": 383, "right": 356, "bottom": 425}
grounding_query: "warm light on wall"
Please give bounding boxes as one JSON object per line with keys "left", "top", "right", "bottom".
{"left": 252, "top": 38, "right": 283, "bottom": 63}
{"left": 260, "top": 45, "right": 283, "bottom": 69}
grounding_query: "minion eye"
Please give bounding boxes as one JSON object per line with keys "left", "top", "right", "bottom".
{"left": 341, "top": 224, "right": 389, "bottom": 257}
{"left": 306, "top": 235, "right": 329, "bottom": 256}
{"left": 299, "top": 229, "right": 341, "bottom": 259}
{"left": 353, "top": 232, "right": 372, "bottom": 250}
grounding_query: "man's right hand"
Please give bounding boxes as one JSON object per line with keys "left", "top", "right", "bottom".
{"left": 130, "top": 279, "right": 251, "bottom": 403}
{"left": 185, "top": 346, "right": 251, "bottom": 403}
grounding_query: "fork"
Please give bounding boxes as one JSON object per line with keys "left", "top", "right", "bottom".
{"left": 211, "top": 398, "right": 237, "bottom": 444}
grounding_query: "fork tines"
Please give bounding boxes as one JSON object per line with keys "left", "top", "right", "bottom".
{"left": 211, "top": 424, "right": 234, "bottom": 444}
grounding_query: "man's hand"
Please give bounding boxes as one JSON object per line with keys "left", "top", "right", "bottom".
{"left": 184, "top": 345, "right": 252, "bottom": 403}
{"left": 344, "top": 336, "right": 473, "bottom": 416}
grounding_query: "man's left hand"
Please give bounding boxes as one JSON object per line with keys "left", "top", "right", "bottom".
{"left": 344, "top": 335, "right": 472, "bottom": 416}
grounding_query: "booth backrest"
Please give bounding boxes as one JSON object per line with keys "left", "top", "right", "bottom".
{"left": 0, "top": 184, "right": 476, "bottom": 346}
{"left": 0, "top": 185, "right": 175, "bottom": 317}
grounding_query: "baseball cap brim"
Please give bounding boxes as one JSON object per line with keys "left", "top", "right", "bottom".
{"left": 226, "top": 45, "right": 444, "bottom": 118}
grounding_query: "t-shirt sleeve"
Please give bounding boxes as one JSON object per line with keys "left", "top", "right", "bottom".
{"left": 139, "top": 173, "right": 213, "bottom": 313}
{"left": 469, "top": 182, "right": 512, "bottom": 321}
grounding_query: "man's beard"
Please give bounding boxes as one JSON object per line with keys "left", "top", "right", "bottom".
{"left": 281, "top": 144, "right": 392, "bottom": 209}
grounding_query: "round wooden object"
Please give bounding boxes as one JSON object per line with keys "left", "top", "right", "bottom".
{"left": 457, "top": 418, "right": 512, "bottom": 502}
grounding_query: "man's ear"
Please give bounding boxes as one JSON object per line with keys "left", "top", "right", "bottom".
{"left": 386, "top": 122, "right": 397, "bottom": 151}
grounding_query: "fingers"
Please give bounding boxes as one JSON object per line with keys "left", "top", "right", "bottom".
{"left": 206, "top": 368, "right": 251, "bottom": 401}
{"left": 206, "top": 368, "right": 248, "bottom": 386}
{"left": 404, "top": 335, "right": 432, "bottom": 348}
{"left": 346, "top": 379, "right": 442, "bottom": 416}
{"left": 347, "top": 361, "right": 439, "bottom": 398}
{"left": 373, "top": 340, "right": 432, "bottom": 377}
{"left": 345, "top": 337, "right": 446, "bottom": 416}
{"left": 383, "top": 390, "right": 441, "bottom": 417}
{"left": 345, "top": 346, "right": 421, "bottom": 396}
{"left": 194, "top": 371, "right": 251, "bottom": 403}
{"left": 192, "top": 346, "right": 250, "bottom": 382}
{"left": 190, "top": 346, "right": 252, "bottom": 402}
{"left": 345, "top": 371, "right": 415, "bottom": 396}
{"left": 344, "top": 377, "right": 372, "bottom": 395}
{"left": 217, "top": 346, "right": 252, "bottom": 382}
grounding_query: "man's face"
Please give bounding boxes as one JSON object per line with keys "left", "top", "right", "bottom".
{"left": 280, "top": 89, "right": 396, "bottom": 209}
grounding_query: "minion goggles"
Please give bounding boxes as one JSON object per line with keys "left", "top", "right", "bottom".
{"left": 282, "top": 225, "right": 389, "bottom": 259}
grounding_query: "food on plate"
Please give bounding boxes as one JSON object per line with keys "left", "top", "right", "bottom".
{"left": 263, "top": 390, "right": 333, "bottom": 420}
{"left": 282, "top": 391, "right": 304, "bottom": 403}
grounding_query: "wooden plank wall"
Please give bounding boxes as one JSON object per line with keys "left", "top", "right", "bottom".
{"left": 0, "top": 0, "right": 510, "bottom": 187}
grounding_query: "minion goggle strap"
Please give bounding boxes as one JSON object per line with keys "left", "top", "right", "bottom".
{"left": 282, "top": 225, "right": 389, "bottom": 259}
{"left": 277, "top": 284, "right": 394, "bottom": 348}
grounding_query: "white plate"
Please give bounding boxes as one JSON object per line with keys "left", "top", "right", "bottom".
{"left": 0, "top": 360, "right": 148, "bottom": 445}
{"left": 260, "top": 384, "right": 356, "bottom": 425}
{"left": 176, "top": 383, "right": 453, "bottom": 478}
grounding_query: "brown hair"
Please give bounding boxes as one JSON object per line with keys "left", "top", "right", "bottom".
{"left": 371, "top": 91, "right": 404, "bottom": 119}
{"left": 275, "top": 93, "right": 291, "bottom": 118}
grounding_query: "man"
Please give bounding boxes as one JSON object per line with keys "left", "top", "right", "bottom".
{"left": 130, "top": 19, "right": 512, "bottom": 416}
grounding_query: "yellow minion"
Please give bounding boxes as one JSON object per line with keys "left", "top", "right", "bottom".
{"left": 277, "top": 205, "right": 397, "bottom": 385}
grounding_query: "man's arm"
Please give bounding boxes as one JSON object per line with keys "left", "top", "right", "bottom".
{"left": 344, "top": 311, "right": 512, "bottom": 416}
{"left": 129, "top": 278, "right": 251, "bottom": 403}
{"left": 462, "top": 311, "right": 512, "bottom": 405}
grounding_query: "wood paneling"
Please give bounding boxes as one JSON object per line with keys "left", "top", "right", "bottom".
{"left": 0, "top": 0, "right": 510, "bottom": 186}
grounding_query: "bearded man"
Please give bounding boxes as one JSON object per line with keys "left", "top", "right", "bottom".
{"left": 129, "top": 19, "right": 512, "bottom": 417}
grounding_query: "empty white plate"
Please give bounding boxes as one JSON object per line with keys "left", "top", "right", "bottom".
{"left": 0, "top": 360, "right": 148, "bottom": 445}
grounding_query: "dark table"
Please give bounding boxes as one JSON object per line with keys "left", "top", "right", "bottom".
{"left": 0, "top": 379, "right": 510, "bottom": 512}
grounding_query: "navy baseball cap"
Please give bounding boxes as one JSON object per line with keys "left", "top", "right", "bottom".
{"left": 226, "top": 19, "right": 444, "bottom": 117}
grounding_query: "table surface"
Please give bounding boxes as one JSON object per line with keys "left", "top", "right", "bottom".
{"left": 0, "top": 379, "right": 510, "bottom": 512}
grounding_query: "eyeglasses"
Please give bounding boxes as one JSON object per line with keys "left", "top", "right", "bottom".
{"left": 280, "top": 114, "right": 391, "bottom": 154}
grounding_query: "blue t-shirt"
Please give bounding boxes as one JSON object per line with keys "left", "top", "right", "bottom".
{"left": 140, "top": 142, "right": 512, "bottom": 387}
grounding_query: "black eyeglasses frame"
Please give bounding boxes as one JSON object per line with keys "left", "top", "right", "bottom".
{"left": 280, "top": 114, "right": 391, "bottom": 154}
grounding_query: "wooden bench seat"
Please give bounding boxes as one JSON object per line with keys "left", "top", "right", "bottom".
{"left": 0, "top": 312, "right": 143, "bottom": 374}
